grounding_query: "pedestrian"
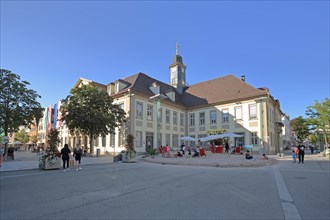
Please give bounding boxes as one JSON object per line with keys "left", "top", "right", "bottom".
{"left": 309, "top": 145, "right": 314, "bottom": 154}
{"left": 225, "top": 141, "right": 229, "bottom": 154}
{"left": 73, "top": 144, "right": 83, "bottom": 170}
{"left": 61, "top": 144, "right": 71, "bottom": 171}
{"left": 292, "top": 150, "right": 297, "bottom": 163}
{"left": 297, "top": 142, "right": 305, "bottom": 164}
{"left": 180, "top": 143, "right": 186, "bottom": 155}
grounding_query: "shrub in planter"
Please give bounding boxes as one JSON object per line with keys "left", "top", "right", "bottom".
{"left": 122, "top": 134, "right": 136, "bottom": 163}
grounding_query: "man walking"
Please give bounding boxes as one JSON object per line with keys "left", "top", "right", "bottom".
{"left": 297, "top": 142, "right": 305, "bottom": 164}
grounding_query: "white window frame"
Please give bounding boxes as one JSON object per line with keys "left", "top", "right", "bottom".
{"left": 147, "top": 104, "right": 153, "bottom": 121}
{"left": 222, "top": 109, "right": 229, "bottom": 123}
{"left": 199, "top": 112, "right": 205, "bottom": 125}
{"left": 189, "top": 113, "right": 195, "bottom": 126}
{"left": 210, "top": 110, "right": 217, "bottom": 124}
{"left": 173, "top": 111, "right": 178, "bottom": 125}
{"left": 249, "top": 104, "right": 257, "bottom": 120}
{"left": 136, "top": 102, "right": 143, "bottom": 119}
{"left": 251, "top": 132, "right": 258, "bottom": 145}
{"left": 235, "top": 106, "right": 242, "bottom": 121}
{"left": 166, "top": 109, "right": 170, "bottom": 124}
{"left": 180, "top": 113, "right": 184, "bottom": 126}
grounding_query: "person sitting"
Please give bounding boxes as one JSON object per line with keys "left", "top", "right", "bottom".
{"left": 174, "top": 151, "right": 183, "bottom": 158}
{"left": 245, "top": 150, "right": 253, "bottom": 160}
{"left": 262, "top": 154, "right": 269, "bottom": 160}
{"left": 192, "top": 146, "right": 200, "bottom": 158}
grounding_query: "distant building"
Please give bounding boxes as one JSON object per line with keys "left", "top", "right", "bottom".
{"left": 57, "top": 44, "right": 285, "bottom": 155}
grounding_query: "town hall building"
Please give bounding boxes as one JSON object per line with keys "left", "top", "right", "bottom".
{"left": 58, "top": 44, "right": 284, "bottom": 155}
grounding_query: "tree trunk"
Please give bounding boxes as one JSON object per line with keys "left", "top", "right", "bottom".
{"left": 89, "top": 133, "right": 94, "bottom": 155}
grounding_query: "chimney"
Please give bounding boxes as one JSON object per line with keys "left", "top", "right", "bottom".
{"left": 241, "top": 75, "right": 245, "bottom": 82}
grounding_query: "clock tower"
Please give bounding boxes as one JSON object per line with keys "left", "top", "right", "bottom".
{"left": 169, "top": 43, "right": 187, "bottom": 94}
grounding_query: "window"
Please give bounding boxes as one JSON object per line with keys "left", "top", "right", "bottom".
{"left": 180, "top": 113, "right": 184, "bottom": 126}
{"left": 119, "top": 129, "right": 124, "bottom": 146}
{"left": 119, "top": 102, "right": 124, "bottom": 110}
{"left": 136, "top": 102, "right": 143, "bottom": 119}
{"left": 222, "top": 109, "right": 229, "bottom": 123}
{"left": 172, "top": 134, "right": 179, "bottom": 148}
{"left": 135, "top": 131, "right": 142, "bottom": 148}
{"left": 102, "top": 136, "right": 106, "bottom": 147}
{"left": 165, "top": 134, "right": 171, "bottom": 146}
{"left": 249, "top": 104, "right": 257, "bottom": 119}
{"left": 235, "top": 106, "right": 242, "bottom": 121}
{"left": 110, "top": 133, "right": 115, "bottom": 147}
{"left": 94, "top": 138, "right": 99, "bottom": 147}
{"left": 251, "top": 132, "right": 258, "bottom": 145}
{"left": 210, "top": 110, "right": 217, "bottom": 124}
{"left": 166, "top": 109, "right": 170, "bottom": 124}
{"left": 189, "top": 113, "right": 195, "bottom": 126}
{"left": 147, "top": 105, "right": 153, "bottom": 121}
{"left": 199, "top": 112, "right": 205, "bottom": 125}
{"left": 173, "top": 111, "right": 178, "bottom": 125}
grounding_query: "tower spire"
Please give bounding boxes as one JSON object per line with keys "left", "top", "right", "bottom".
{"left": 176, "top": 42, "right": 179, "bottom": 55}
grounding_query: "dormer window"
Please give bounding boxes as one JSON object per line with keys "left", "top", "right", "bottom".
{"left": 149, "top": 82, "right": 160, "bottom": 95}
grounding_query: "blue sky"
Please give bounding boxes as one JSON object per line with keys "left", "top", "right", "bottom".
{"left": 1, "top": 1, "right": 329, "bottom": 120}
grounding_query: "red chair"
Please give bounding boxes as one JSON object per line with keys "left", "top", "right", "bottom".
{"left": 199, "top": 148, "right": 206, "bottom": 157}
{"left": 216, "top": 145, "right": 224, "bottom": 153}
{"left": 209, "top": 146, "right": 215, "bottom": 153}
{"left": 235, "top": 146, "right": 241, "bottom": 154}
{"left": 163, "top": 146, "right": 171, "bottom": 158}
{"left": 158, "top": 147, "right": 165, "bottom": 157}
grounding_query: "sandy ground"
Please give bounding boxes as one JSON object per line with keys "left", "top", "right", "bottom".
{"left": 141, "top": 152, "right": 278, "bottom": 168}
{"left": 140, "top": 151, "right": 329, "bottom": 168}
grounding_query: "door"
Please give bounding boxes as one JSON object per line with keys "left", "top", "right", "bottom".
{"left": 146, "top": 132, "right": 154, "bottom": 151}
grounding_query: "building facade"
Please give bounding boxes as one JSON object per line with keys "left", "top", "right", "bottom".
{"left": 46, "top": 46, "right": 285, "bottom": 155}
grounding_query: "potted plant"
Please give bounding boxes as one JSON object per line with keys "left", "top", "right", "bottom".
{"left": 122, "top": 134, "right": 136, "bottom": 163}
{"left": 39, "top": 129, "right": 61, "bottom": 170}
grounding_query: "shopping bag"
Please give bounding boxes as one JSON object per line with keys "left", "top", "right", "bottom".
{"left": 69, "top": 159, "right": 75, "bottom": 167}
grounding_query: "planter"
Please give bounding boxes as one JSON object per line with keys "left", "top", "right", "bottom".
{"left": 122, "top": 155, "right": 136, "bottom": 163}
{"left": 39, "top": 156, "right": 61, "bottom": 170}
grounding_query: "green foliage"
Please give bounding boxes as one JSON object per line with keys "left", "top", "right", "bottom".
{"left": 207, "top": 129, "right": 226, "bottom": 145}
{"left": 61, "top": 84, "right": 126, "bottom": 154}
{"left": 30, "top": 135, "right": 39, "bottom": 144}
{"left": 146, "top": 148, "right": 157, "bottom": 157}
{"left": 124, "top": 134, "right": 136, "bottom": 158}
{"left": 306, "top": 98, "right": 330, "bottom": 145}
{"left": 47, "top": 129, "right": 60, "bottom": 149}
{"left": 14, "top": 129, "right": 30, "bottom": 144}
{"left": 290, "top": 116, "right": 310, "bottom": 141}
{"left": 0, "top": 69, "right": 42, "bottom": 135}
{"left": 308, "top": 134, "right": 318, "bottom": 145}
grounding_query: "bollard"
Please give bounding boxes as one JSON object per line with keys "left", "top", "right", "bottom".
{"left": 96, "top": 149, "right": 100, "bottom": 157}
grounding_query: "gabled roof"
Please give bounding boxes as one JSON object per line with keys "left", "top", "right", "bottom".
{"left": 118, "top": 72, "right": 185, "bottom": 105}
{"left": 73, "top": 78, "right": 107, "bottom": 91}
{"left": 182, "top": 74, "right": 268, "bottom": 107}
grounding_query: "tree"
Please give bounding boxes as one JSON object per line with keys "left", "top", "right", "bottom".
{"left": 306, "top": 98, "right": 330, "bottom": 148}
{"left": 290, "top": 116, "right": 309, "bottom": 142}
{"left": 61, "top": 84, "right": 126, "bottom": 154}
{"left": 14, "top": 129, "right": 30, "bottom": 144}
{"left": 0, "top": 69, "right": 42, "bottom": 155}
{"left": 32, "top": 107, "right": 44, "bottom": 141}
{"left": 47, "top": 129, "right": 61, "bottom": 149}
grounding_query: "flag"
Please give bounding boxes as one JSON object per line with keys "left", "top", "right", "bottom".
{"left": 43, "top": 107, "right": 48, "bottom": 131}
{"left": 56, "top": 100, "right": 62, "bottom": 128}
{"left": 53, "top": 103, "right": 57, "bottom": 129}
{"left": 47, "top": 105, "right": 52, "bottom": 131}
